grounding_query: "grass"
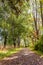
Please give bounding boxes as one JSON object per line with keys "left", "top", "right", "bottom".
{"left": 0, "top": 48, "right": 22, "bottom": 60}
{"left": 33, "top": 50, "right": 43, "bottom": 56}
{"left": 29, "top": 44, "right": 43, "bottom": 57}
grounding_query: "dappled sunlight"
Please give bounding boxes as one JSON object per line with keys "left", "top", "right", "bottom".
{"left": 40, "top": 55, "right": 43, "bottom": 58}
{"left": 3, "top": 56, "right": 19, "bottom": 60}
{"left": 22, "top": 50, "right": 34, "bottom": 56}
{"left": 0, "top": 48, "right": 22, "bottom": 59}
{"left": 0, "top": 50, "right": 8, "bottom": 54}
{"left": 0, "top": 48, "right": 43, "bottom": 65}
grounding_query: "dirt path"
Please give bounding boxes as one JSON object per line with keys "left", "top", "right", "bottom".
{"left": 0, "top": 48, "right": 43, "bottom": 65}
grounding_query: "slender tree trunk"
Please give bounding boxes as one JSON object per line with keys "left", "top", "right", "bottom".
{"left": 4, "top": 35, "right": 7, "bottom": 48}
{"left": 17, "top": 36, "right": 20, "bottom": 47}
{"left": 13, "top": 42, "right": 16, "bottom": 48}
{"left": 35, "top": 0, "right": 39, "bottom": 36}
{"left": 24, "top": 39, "right": 27, "bottom": 47}
{"left": 34, "top": 16, "right": 38, "bottom": 36}
{"left": 40, "top": 1, "right": 43, "bottom": 27}
{"left": 11, "top": 23, "right": 16, "bottom": 48}
{"left": 13, "top": 38, "right": 16, "bottom": 48}
{"left": 32, "top": 0, "right": 39, "bottom": 39}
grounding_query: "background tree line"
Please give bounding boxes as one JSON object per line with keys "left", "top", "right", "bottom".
{"left": 0, "top": 0, "right": 43, "bottom": 52}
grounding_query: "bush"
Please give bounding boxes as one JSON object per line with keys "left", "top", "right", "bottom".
{"left": 34, "top": 43, "right": 39, "bottom": 50}
{"left": 34, "top": 35, "right": 43, "bottom": 52}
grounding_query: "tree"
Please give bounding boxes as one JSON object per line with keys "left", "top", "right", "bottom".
{"left": 40, "top": 0, "right": 43, "bottom": 27}
{"left": 32, "top": 0, "right": 39, "bottom": 39}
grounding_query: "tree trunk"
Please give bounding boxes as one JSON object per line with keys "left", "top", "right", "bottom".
{"left": 13, "top": 41, "right": 16, "bottom": 48}
{"left": 4, "top": 35, "right": 7, "bottom": 48}
{"left": 13, "top": 38, "right": 16, "bottom": 48}
{"left": 40, "top": 1, "right": 43, "bottom": 27}
{"left": 33, "top": 16, "right": 39, "bottom": 37}
{"left": 24, "top": 39, "right": 27, "bottom": 47}
{"left": 17, "top": 36, "right": 20, "bottom": 47}
{"left": 32, "top": 0, "right": 39, "bottom": 39}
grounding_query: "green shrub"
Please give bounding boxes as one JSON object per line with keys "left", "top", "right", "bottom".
{"left": 34, "top": 35, "right": 43, "bottom": 52}
{"left": 34, "top": 43, "right": 39, "bottom": 50}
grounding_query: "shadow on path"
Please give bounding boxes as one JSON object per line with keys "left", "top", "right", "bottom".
{"left": 0, "top": 48, "right": 43, "bottom": 65}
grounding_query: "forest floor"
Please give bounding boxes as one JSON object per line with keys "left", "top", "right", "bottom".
{"left": 0, "top": 48, "right": 43, "bottom": 65}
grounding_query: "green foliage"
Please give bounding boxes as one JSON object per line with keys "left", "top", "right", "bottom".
{"left": 0, "top": 0, "right": 43, "bottom": 49}
{"left": 34, "top": 35, "right": 43, "bottom": 52}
